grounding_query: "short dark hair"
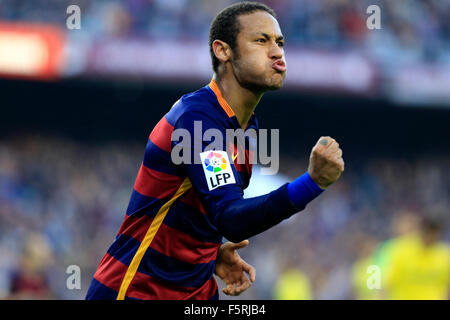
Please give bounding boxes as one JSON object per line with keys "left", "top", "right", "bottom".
{"left": 421, "top": 216, "right": 442, "bottom": 234}
{"left": 209, "top": 1, "right": 276, "bottom": 73}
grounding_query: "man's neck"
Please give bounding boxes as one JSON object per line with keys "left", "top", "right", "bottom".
{"left": 213, "top": 73, "right": 263, "bottom": 129}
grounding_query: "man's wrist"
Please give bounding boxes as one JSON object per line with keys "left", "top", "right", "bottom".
{"left": 287, "top": 171, "right": 325, "bottom": 210}
{"left": 307, "top": 170, "right": 327, "bottom": 190}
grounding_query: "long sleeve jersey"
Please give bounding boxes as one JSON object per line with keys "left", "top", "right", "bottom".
{"left": 86, "top": 79, "right": 319, "bottom": 300}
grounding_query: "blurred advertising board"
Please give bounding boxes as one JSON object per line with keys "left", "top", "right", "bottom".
{"left": 388, "top": 64, "right": 450, "bottom": 108}
{"left": 85, "top": 39, "right": 377, "bottom": 94}
{"left": 0, "top": 22, "right": 65, "bottom": 80}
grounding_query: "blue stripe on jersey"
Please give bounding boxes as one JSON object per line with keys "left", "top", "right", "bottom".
{"left": 107, "top": 234, "right": 141, "bottom": 266}
{"left": 86, "top": 278, "right": 118, "bottom": 300}
{"left": 163, "top": 200, "right": 222, "bottom": 244}
{"left": 137, "top": 247, "right": 216, "bottom": 288}
{"left": 126, "top": 189, "right": 167, "bottom": 216}
{"left": 143, "top": 139, "right": 184, "bottom": 177}
{"left": 164, "top": 86, "right": 217, "bottom": 126}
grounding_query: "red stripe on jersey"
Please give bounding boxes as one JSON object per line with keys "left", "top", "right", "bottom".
{"left": 126, "top": 271, "right": 193, "bottom": 300}
{"left": 117, "top": 213, "right": 153, "bottom": 243}
{"left": 229, "top": 142, "right": 253, "bottom": 175}
{"left": 93, "top": 253, "right": 128, "bottom": 292}
{"left": 151, "top": 223, "right": 221, "bottom": 264}
{"left": 149, "top": 116, "right": 174, "bottom": 153}
{"left": 134, "top": 164, "right": 184, "bottom": 199}
{"left": 183, "top": 276, "right": 218, "bottom": 300}
{"left": 126, "top": 272, "right": 217, "bottom": 300}
{"left": 180, "top": 188, "right": 207, "bottom": 214}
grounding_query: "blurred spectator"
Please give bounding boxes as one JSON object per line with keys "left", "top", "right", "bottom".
{"left": 372, "top": 210, "right": 421, "bottom": 297}
{"left": 351, "top": 234, "right": 381, "bottom": 300}
{"left": 273, "top": 257, "right": 312, "bottom": 300}
{"left": 383, "top": 216, "right": 450, "bottom": 300}
{"left": 6, "top": 232, "right": 54, "bottom": 299}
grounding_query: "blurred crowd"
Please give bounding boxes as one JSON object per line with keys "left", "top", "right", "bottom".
{"left": 0, "top": 135, "right": 448, "bottom": 299}
{"left": 0, "top": 135, "right": 141, "bottom": 299}
{"left": 0, "top": 0, "right": 448, "bottom": 301}
{"left": 244, "top": 155, "right": 449, "bottom": 300}
{"left": 0, "top": 0, "right": 450, "bottom": 67}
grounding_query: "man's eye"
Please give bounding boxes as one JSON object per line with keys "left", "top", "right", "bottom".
{"left": 256, "top": 38, "right": 266, "bottom": 43}
{"left": 277, "top": 41, "right": 284, "bottom": 47}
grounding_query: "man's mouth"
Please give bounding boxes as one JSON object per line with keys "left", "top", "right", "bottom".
{"left": 272, "top": 60, "right": 286, "bottom": 72}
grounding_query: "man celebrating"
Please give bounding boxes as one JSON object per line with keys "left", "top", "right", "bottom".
{"left": 86, "top": 2, "right": 344, "bottom": 300}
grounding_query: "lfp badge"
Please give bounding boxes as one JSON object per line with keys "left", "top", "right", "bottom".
{"left": 200, "top": 150, "right": 236, "bottom": 191}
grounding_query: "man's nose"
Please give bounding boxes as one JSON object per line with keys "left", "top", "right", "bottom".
{"left": 269, "top": 42, "right": 283, "bottom": 60}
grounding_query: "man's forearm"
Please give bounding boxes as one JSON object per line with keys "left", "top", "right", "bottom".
{"left": 215, "top": 175, "right": 323, "bottom": 242}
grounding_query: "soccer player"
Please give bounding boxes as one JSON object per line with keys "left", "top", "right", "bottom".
{"left": 86, "top": 2, "right": 344, "bottom": 300}
{"left": 384, "top": 216, "right": 450, "bottom": 299}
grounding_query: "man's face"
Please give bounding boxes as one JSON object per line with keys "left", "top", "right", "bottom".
{"left": 231, "top": 11, "right": 286, "bottom": 92}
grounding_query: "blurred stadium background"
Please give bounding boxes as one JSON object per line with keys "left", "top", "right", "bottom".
{"left": 0, "top": 0, "right": 449, "bottom": 300}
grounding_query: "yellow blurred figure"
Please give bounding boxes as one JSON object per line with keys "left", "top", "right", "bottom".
{"left": 273, "top": 268, "right": 312, "bottom": 300}
{"left": 351, "top": 237, "right": 382, "bottom": 299}
{"left": 385, "top": 217, "right": 450, "bottom": 300}
{"left": 371, "top": 211, "right": 421, "bottom": 298}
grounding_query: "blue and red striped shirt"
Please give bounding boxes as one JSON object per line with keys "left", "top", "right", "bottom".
{"left": 86, "top": 79, "right": 307, "bottom": 300}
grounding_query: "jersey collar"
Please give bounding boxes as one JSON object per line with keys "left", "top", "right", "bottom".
{"left": 208, "top": 78, "right": 257, "bottom": 130}
{"left": 208, "top": 78, "right": 235, "bottom": 118}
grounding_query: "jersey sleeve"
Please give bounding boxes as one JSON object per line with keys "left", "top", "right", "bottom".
{"left": 172, "top": 110, "right": 304, "bottom": 242}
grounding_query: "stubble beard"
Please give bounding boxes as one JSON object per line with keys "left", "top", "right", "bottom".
{"left": 231, "top": 49, "right": 285, "bottom": 94}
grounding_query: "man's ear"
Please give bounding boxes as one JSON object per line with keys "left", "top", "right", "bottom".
{"left": 212, "top": 39, "right": 233, "bottom": 65}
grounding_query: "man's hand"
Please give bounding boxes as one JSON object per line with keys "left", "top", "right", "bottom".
{"left": 308, "top": 136, "right": 345, "bottom": 189}
{"left": 215, "top": 240, "right": 256, "bottom": 296}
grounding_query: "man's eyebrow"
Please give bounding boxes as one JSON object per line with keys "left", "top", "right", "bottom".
{"left": 257, "top": 32, "right": 284, "bottom": 41}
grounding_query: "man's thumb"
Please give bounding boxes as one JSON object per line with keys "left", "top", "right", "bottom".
{"left": 232, "top": 240, "right": 249, "bottom": 250}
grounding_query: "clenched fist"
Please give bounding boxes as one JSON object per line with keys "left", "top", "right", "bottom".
{"left": 308, "top": 136, "right": 344, "bottom": 189}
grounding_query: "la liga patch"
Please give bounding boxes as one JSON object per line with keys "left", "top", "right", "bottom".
{"left": 200, "top": 150, "right": 236, "bottom": 191}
